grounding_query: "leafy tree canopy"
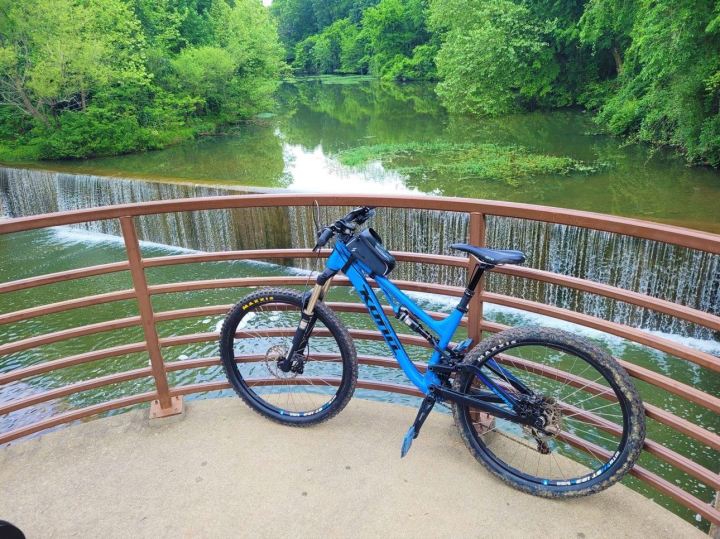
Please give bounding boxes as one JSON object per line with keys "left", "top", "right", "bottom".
{"left": 0, "top": 0, "right": 282, "bottom": 159}
{"left": 1, "top": 0, "right": 718, "bottom": 166}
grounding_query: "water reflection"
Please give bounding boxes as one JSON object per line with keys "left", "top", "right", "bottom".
{"left": 277, "top": 80, "right": 447, "bottom": 152}
{"left": 281, "top": 142, "right": 419, "bottom": 194}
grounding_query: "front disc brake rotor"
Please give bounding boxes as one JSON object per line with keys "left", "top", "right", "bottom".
{"left": 264, "top": 345, "right": 297, "bottom": 379}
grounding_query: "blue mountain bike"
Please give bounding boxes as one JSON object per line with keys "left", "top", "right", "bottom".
{"left": 220, "top": 206, "right": 645, "bottom": 497}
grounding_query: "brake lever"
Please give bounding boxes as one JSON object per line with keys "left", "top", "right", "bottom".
{"left": 354, "top": 207, "right": 376, "bottom": 226}
{"left": 313, "top": 226, "right": 335, "bottom": 252}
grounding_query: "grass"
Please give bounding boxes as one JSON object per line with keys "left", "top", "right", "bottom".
{"left": 337, "top": 141, "right": 601, "bottom": 183}
{"left": 0, "top": 119, "right": 225, "bottom": 163}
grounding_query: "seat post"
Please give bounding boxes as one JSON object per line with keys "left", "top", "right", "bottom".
{"left": 456, "top": 261, "right": 490, "bottom": 313}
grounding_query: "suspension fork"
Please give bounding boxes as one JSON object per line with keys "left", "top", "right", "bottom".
{"left": 279, "top": 270, "right": 335, "bottom": 372}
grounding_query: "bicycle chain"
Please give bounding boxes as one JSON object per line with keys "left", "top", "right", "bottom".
{"left": 474, "top": 421, "right": 548, "bottom": 454}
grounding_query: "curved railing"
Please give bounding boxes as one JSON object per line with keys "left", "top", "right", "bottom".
{"left": 0, "top": 194, "right": 718, "bottom": 527}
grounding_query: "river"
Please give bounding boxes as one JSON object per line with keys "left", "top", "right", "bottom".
{"left": 5, "top": 78, "right": 720, "bottom": 232}
{"left": 0, "top": 77, "right": 718, "bottom": 528}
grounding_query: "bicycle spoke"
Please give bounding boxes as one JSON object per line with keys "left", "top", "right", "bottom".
{"left": 458, "top": 332, "right": 641, "bottom": 491}
{"left": 224, "top": 292, "right": 352, "bottom": 419}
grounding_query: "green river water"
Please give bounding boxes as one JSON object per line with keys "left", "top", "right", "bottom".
{"left": 0, "top": 78, "right": 718, "bottom": 528}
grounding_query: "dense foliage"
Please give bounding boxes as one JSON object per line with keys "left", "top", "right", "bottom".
{"left": 434, "top": 0, "right": 720, "bottom": 165}
{"left": 590, "top": 1, "right": 720, "bottom": 165}
{"left": 0, "top": 0, "right": 282, "bottom": 159}
{"left": 0, "top": 0, "right": 718, "bottom": 165}
{"left": 272, "top": 0, "right": 437, "bottom": 80}
{"left": 273, "top": 0, "right": 720, "bottom": 166}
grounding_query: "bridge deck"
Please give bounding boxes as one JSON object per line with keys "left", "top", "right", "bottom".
{"left": 0, "top": 398, "right": 703, "bottom": 538}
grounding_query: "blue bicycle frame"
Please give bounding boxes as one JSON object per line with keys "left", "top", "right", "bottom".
{"left": 279, "top": 214, "right": 536, "bottom": 435}
{"left": 325, "top": 239, "right": 465, "bottom": 394}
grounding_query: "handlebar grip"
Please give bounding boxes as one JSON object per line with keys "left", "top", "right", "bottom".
{"left": 314, "top": 227, "right": 334, "bottom": 249}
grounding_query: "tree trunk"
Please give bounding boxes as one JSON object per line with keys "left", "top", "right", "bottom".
{"left": 612, "top": 46, "right": 623, "bottom": 75}
{"left": 16, "top": 83, "right": 50, "bottom": 128}
{"left": 49, "top": 100, "right": 61, "bottom": 128}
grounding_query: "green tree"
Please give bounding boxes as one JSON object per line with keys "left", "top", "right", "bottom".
{"left": 361, "top": 0, "right": 432, "bottom": 79}
{"left": 293, "top": 35, "right": 321, "bottom": 74}
{"left": 596, "top": 0, "right": 720, "bottom": 165}
{"left": 339, "top": 21, "right": 369, "bottom": 73}
{"left": 172, "top": 0, "right": 282, "bottom": 120}
{"left": 133, "top": 0, "right": 189, "bottom": 54}
{"left": 0, "top": 0, "right": 149, "bottom": 128}
{"left": 520, "top": 1, "right": 603, "bottom": 108}
{"left": 171, "top": 46, "right": 235, "bottom": 114}
{"left": 579, "top": 0, "right": 637, "bottom": 75}
{"left": 0, "top": 0, "right": 282, "bottom": 160}
{"left": 292, "top": 17, "right": 368, "bottom": 75}
{"left": 272, "top": 0, "right": 380, "bottom": 61}
{"left": 271, "top": 0, "right": 320, "bottom": 56}
{"left": 430, "top": 0, "right": 557, "bottom": 115}
{"left": 277, "top": 0, "right": 434, "bottom": 79}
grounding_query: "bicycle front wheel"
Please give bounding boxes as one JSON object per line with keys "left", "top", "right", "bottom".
{"left": 453, "top": 326, "right": 645, "bottom": 497}
{"left": 219, "top": 288, "right": 358, "bottom": 426}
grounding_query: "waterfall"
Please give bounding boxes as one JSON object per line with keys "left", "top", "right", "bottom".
{"left": 0, "top": 167, "right": 290, "bottom": 251}
{"left": 1, "top": 166, "right": 718, "bottom": 340}
{"left": 485, "top": 217, "right": 720, "bottom": 340}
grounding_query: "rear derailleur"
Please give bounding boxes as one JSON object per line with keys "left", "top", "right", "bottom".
{"left": 516, "top": 394, "right": 562, "bottom": 454}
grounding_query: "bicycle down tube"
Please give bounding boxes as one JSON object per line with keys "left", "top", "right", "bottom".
{"left": 324, "top": 239, "right": 461, "bottom": 393}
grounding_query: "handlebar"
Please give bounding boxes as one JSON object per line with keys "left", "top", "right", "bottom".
{"left": 313, "top": 206, "right": 376, "bottom": 251}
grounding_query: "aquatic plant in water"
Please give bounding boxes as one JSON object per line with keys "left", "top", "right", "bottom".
{"left": 337, "top": 142, "right": 601, "bottom": 184}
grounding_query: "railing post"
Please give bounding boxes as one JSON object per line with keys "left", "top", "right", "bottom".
{"left": 467, "top": 212, "right": 486, "bottom": 344}
{"left": 120, "top": 216, "right": 183, "bottom": 418}
{"left": 711, "top": 491, "right": 720, "bottom": 538}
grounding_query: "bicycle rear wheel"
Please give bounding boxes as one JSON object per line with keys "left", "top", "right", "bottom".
{"left": 453, "top": 326, "right": 645, "bottom": 497}
{"left": 219, "top": 288, "right": 358, "bottom": 426}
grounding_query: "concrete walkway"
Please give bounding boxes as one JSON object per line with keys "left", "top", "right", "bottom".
{"left": 0, "top": 398, "right": 704, "bottom": 538}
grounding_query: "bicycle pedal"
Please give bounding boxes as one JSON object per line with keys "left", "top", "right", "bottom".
{"left": 401, "top": 425, "right": 416, "bottom": 458}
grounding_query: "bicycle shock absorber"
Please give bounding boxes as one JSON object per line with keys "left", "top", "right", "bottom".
{"left": 396, "top": 307, "right": 437, "bottom": 348}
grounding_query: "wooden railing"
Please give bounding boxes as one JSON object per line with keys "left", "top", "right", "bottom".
{"left": 0, "top": 194, "right": 718, "bottom": 526}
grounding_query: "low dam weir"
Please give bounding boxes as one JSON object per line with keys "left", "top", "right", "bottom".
{"left": 1, "top": 165, "right": 718, "bottom": 341}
